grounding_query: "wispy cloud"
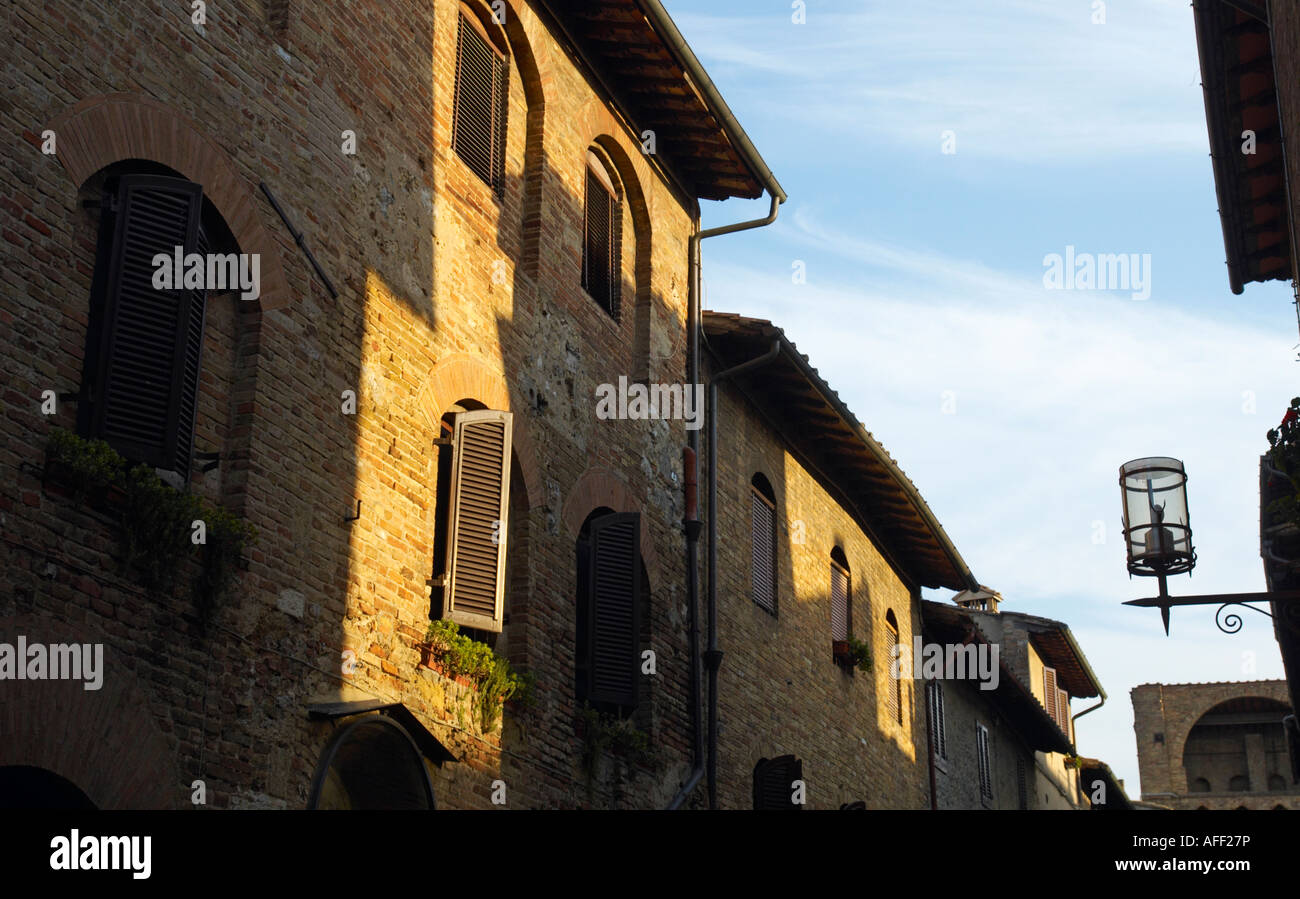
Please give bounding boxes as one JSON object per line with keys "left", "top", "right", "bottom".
{"left": 674, "top": 0, "right": 1207, "bottom": 161}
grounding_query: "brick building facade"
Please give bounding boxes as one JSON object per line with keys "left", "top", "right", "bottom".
{"left": 1132, "top": 680, "right": 1299, "bottom": 810}
{"left": 0, "top": 0, "right": 782, "bottom": 809}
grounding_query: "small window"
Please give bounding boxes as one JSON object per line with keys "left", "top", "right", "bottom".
{"left": 753, "top": 755, "right": 802, "bottom": 810}
{"left": 452, "top": 6, "right": 508, "bottom": 196}
{"left": 78, "top": 172, "right": 209, "bottom": 484}
{"left": 582, "top": 151, "right": 621, "bottom": 319}
{"left": 575, "top": 510, "right": 642, "bottom": 714}
{"left": 1190, "top": 777, "right": 1211, "bottom": 793}
{"left": 750, "top": 474, "right": 777, "bottom": 614}
{"left": 885, "top": 609, "right": 902, "bottom": 724}
{"left": 1228, "top": 774, "right": 1250, "bottom": 792}
{"left": 976, "top": 723, "right": 993, "bottom": 802}
{"left": 1016, "top": 758, "right": 1028, "bottom": 810}
{"left": 927, "top": 681, "right": 947, "bottom": 761}
{"left": 431, "top": 408, "right": 512, "bottom": 632}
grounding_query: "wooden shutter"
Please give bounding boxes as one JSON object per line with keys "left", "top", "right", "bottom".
{"left": 452, "top": 10, "right": 507, "bottom": 196}
{"left": 582, "top": 167, "right": 619, "bottom": 318}
{"left": 929, "top": 681, "right": 947, "bottom": 759}
{"left": 1043, "top": 666, "right": 1058, "bottom": 723}
{"left": 977, "top": 724, "right": 992, "bottom": 799}
{"left": 443, "top": 410, "right": 512, "bottom": 632}
{"left": 750, "top": 487, "right": 777, "bottom": 613}
{"left": 1057, "top": 688, "right": 1071, "bottom": 738}
{"left": 85, "top": 174, "right": 206, "bottom": 478}
{"left": 753, "top": 755, "right": 802, "bottom": 811}
{"left": 830, "top": 560, "right": 849, "bottom": 642}
{"left": 1016, "top": 758, "right": 1028, "bottom": 809}
{"left": 586, "top": 512, "right": 640, "bottom": 707}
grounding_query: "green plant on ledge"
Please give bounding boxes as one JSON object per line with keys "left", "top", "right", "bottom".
{"left": 44, "top": 428, "right": 254, "bottom": 622}
{"left": 845, "top": 635, "right": 872, "bottom": 672}
{"left": 423, "top": 619, "right": 533, "bottom": 731}
{"left": 1266, "top": 397, "right": 1300, "bottom": 530}
{"left": 578, "top": 702, "right": 655, "bottom": 782}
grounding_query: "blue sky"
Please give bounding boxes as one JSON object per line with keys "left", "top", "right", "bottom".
{"left": 666, "top": 0, "right": 1299, "bottom": 795}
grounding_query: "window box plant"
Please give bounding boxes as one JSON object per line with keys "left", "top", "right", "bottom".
{"left": 834, "top": 636, "right": 872, "bottom": 673}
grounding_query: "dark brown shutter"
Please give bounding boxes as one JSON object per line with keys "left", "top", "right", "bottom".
{"left": 582, "top": 168, "right": 619, "bottom": 319}
{"left": 85, "top": 174, "right": 206, "bottom": 478}
{"left": 1057, "top": 688, "right": 1070, "bottom": 737}
{"left": 750, "top": 487, "right": 776, "bottom": 613}
{"left": 1043, "top": 666, "right": 1058, "bottom": 724}
{"left": 443, "top": 410, "right": 512, "bottom": 632}
{"left": 929, "top": 681, "right": 947, "bottom": 760}
{"left": 586, "top": 511, "right": 640, "bottom": 707}
{"left": 753, "top": 755, "right": 802, "bottom": 810}
{"left": 977, "top": 724, "right": 992, "bottom": 799}
{"left": 1016, "top": 758, "right": 1028, "bottom": 809}
{"left": 830, "top": 560, "right": 849, "bottom": 642}
{"left": 452, "top": 11, "right": 507, "bottom": 197}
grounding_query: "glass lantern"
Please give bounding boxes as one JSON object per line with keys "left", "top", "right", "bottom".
{"left": 1119, "top": 457, "right": 1195, "bottom": 578}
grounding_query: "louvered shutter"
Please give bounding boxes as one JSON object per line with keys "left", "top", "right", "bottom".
{"left": 1057, "top": 688, "right": 1070, "bottom": 738}
{"left": 452, "top": 11, "right": 507, "bottom": 196}
{"left": 1016, "top": 758, "right": 1028, "bottom": 809}
{"left": 586, "top": 512, "right": 640, "bottom": 707}
{"left": 977, "top": 724, "right": 992, "bottom": 799}
{"left": 1043, "top": 666, "right": 1058, "bottom": 723}
{"left": 929, "top": 681, "right": 947, "bottom": 760}
{"left": 750, "top": 487, "right": 776, "bottom": 613}
{"left": 582, "top": 168, "right": 619, "bottom": 318}
{"left": 830, "top": 561, "right": 849, "bottom": 642}
{"left": 443, "top": 410, "right": 512, "bottom": 632}
{"left": 85, "top": 174, "right": 206, "bottom": 479}
{"left": 753, "top": 755, "right": 801, "bottom": 810}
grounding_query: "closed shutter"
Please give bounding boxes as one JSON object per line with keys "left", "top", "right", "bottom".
{"left": 929, "top": 681, "right": 947, "bottom": 760}
{"left": 1043, "top": 666, "right": 1058, "bottom": 723}
{"left": 753, "top": 755, "right": 802, "bottom": 810}
{"left": 977, "top": 724, "right": 992, "bottom": 799}
{"left": 586, "top": 512, "right": 640, "bottom": 707}
{"left": 830, "top": 560, "right": 849, "bottom": 642}
{"left": 1016, "top": 758, "right": 1028, "bottom": 809}
{"left": 452, "top": 10, "right": 507, "bottom": 196}
{"left": 1057, "top": 688, "right": 1071, "bottom": 738}
{"left": 582, "top": 167, "right": 619, "bottom": 318}
{"left": 443, "top": 410, "right": 512, "bottom": 632}
{"left": 750, "top": 487, "right": 776, "bottom": 613}
{"left": 85, "top": 174, "right": 206, "bottom": 479}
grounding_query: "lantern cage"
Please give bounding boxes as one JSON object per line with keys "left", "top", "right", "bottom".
{"left": 1119, "top": 456, "right": 1195, "bottom": 578}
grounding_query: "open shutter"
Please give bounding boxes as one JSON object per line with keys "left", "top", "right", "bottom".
{"left": 586, "top": 512, "right": 640, "bottom": 707}
{"left": 1043, "top": 666, "right": 1058, "bottom": 723}
{"left": 830, "top": 561, "right": 849, "bottom": 642}
{"left": 753, "top": 755, "right": 802, "bottom": 810}
{"left": 750, "top": 487, "right": 776, "bottom": 613}
{"left": 452, "top": 10, "right": 507, "bottom": 197}
{"left": 1057, "top": 688, "right": 1071, "bottom": 738}
{"left": 977, "top": 724, "right": 992, "bottom": 799}
{"left": 86, "top": 174, "right": 205, "bottom": 478}
{"left": 443, "top": 410, "right": 512, "bottom": 632}
{"left": 929, "top": 681, "right": 947, "bottom": 759}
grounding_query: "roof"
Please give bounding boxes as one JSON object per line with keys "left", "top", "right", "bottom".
{"left": 1001, "top": 610, "right": 1104, "bottom": 700}
{"left": 1192, "top": 0, "right": 1291, "bottom": 293}
{"left": 1075, "top": 758, "right": 1134, "bottom": 810}
{"left": 704, "top": 311, "right": 977, "bottom": 591}
{"left": 921, "top": 601, "right": 1074, "bottom": 754}
{"left": 539, "top": 0, "right": 783, "bottom": 202}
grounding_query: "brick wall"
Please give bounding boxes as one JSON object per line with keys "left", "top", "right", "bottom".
{"left": 1, "top": 0, "right": 698, "bottom": 809}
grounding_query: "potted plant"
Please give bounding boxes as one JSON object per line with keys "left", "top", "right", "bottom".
{"left": 834, "top": 636, "right": 872, "bottom": 672}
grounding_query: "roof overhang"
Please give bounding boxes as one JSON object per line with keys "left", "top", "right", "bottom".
{"left": 308, "top": 700, "right": 459, "bottom": 766}
{"left": 705, "top": 312, "right": 978, "bottom": 592}
{"left": 1076, "top": 757, "right": 1134, "bottom": 810}
{"left": 1004, "top": 611, "right": 1104, "bottom": 700}
{"left": 1193, "top": 0, "right": 1292, "bottom": 293}
{"left": 538, "top": 0, "right": 783, "bottom": 202}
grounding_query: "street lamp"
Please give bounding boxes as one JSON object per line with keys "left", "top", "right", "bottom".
{"left": 1119, "top": 455, "right": 1295, "bottom": 635}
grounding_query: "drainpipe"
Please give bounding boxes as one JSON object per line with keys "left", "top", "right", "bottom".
{"left": 667, "top": 194, "right": 783, "bottom": 810}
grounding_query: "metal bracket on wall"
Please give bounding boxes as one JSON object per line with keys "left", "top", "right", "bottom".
{"left": 344, "top": 499, "right": 361, "bottom": 522}
{"left": 194, "top": 451, "right": 221, "bottom": 474}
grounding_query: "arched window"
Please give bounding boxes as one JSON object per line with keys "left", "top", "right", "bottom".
{"left": 1228, "top": 774, "right": 1250, "bottom": 792}
{"left": 307, "top": 716, "right": 435, "bottom": 810}
{"left": 76, "top": 162, "right": 238, "bottom": 486}
{"left": 885, "top": 609, "right": 902, "bottom": 725}
{"left": 1190, "top": 777, "right": 1211, "bottom": 793}
{"left": 575, "top": 508, "right": 645, "bottom": 717}
{"left": 452, "top": 2, "right": 509, "bottom": 197}
{"left": 582, "top": 149, "right": 621, "bottom": 319}
{"left": 1269, "top": 774, "right": 1287, "bottom": 791}
{"left": 431, "top": 400, "right": 512, "bottom": 635}
{"left": 750, "top": 473, "right": 777, "bottom": 615}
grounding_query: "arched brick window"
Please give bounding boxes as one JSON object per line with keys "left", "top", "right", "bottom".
{"left": 582, "top": 149, "right": 622, "bottom": 319}
{"left": 452, "top": 2, "right": 509, "bottom": 197}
